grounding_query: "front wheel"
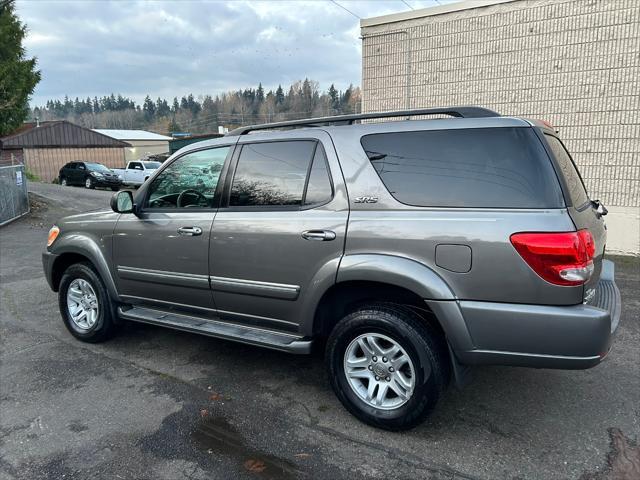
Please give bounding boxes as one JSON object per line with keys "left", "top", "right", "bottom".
{"left": 60, "top": 177, "right": 68, "bottom": 186}
{"left": 85, "top": 177, "right": 94, "bottom": 189}
{"left": 58, "top": 262, "right": 118, "bottom": 343}
{"left": 326, "top": 303, "right": 449, "bottom": 431}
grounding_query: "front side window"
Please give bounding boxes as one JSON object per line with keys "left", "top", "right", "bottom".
{"left": 146, "top": 147, "right": 229, "bottom": 208}
{"left": 230, "top": 141, "right": 316, "bottom": 207}
{"left": 77, "top": 163, "right": 86, "bottom": 170}
{"left": 129, "top": 162, "right": 143, "bottom": 170}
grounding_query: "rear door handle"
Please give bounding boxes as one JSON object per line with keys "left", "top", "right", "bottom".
{"left": 301, "top": 230, "right": 336, "bottom": 241}
{"left": 177, "top": 226, "right": 203, "bottom": 236}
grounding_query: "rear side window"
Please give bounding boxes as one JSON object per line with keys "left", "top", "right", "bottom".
{"left": 230, "top": 141, "right": 316, "bottom": 207}
{"left": 303, "top": 145, "right": 333, "bottom": 206}
{"left": 545, "top": 135, "right": 590, "bottom": 208}
{"left": 361, "top": 127, "right": 564, "bottom": 208}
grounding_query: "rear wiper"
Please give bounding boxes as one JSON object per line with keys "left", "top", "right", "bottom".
{"left": 365, "top": 150, "right": 387, "bottom": 161}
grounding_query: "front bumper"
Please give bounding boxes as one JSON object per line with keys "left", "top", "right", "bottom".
{"left": 453, "top": 260, "right": 621, "bottom": 369}
{"left": 42, "top": 251, "right": 59, "bottom": 291}
{"left": 94, "top": 177, "right": 122, "bottom": 188}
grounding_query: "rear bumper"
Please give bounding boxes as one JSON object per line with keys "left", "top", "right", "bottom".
{"left": 443, "top": 260, "right": 621, "bottom": 370}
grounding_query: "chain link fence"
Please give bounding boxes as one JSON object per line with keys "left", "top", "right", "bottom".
{"left": 0, "top": 165, "right": 29, "bottom": 226}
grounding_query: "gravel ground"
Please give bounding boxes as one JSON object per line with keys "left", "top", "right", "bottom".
{"left": 0, "top": 183, "right": 638, "bottom": 480}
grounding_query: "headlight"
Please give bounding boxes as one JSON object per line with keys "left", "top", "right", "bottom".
{"left": 47, "top": 225, "right": 60, "bottom": 247}
{"left": 90, "top": 171, "right": 104, "bottom": 177}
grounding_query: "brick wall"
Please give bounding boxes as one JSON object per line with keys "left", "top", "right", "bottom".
{"left": 361, "top": 0, "right": 640, "bottom": 208}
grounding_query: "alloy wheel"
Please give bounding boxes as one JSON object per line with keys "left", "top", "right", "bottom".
{"left": 66, "top": 278, "right": 99, "bottom": 330}
{"left": 343, "top": 333, "right": 415, "bottom": 410}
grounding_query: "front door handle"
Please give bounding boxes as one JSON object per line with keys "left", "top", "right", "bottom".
{"left": 301, "top": 230, "right": 336, "bottom": 241}
{"left": 177, "top": 226, "right": 203, "bottom": 236}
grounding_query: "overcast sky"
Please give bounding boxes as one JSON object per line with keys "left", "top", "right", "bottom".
{"left": 18, "top": 0, "right": 455, "bottom": 106}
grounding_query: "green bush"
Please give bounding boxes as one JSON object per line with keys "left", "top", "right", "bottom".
{"left": 25, "top": 170, "right": 40, "bottom": 181}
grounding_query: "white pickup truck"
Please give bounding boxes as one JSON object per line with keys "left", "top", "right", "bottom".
{"left": 112, "top": 161, "right": 162, "bottom": 187}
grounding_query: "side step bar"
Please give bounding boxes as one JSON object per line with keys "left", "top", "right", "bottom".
{"left": 118, "top": 306, "right": 312, "bottom": 354}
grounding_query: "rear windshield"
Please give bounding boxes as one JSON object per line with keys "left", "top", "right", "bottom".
{"left": 544, "top": 135, "right": 590, "bottom": 208}
{"left": 143, "top": 161, "right": 161, "bottom": 169}
{"left": 361, "top": 127, "right": 564, "bottom": 208}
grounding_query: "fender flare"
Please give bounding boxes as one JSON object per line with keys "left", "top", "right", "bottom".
{"left": 300, "top": 254, "right": 475, "bottom": 354}
{"left": 51, "top": 233, "right": 120, "bottom": 300}
{"left": 337, "top": 254, "right": 455, "bottom": 300}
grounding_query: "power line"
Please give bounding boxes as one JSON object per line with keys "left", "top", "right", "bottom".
{"left": 401, "top": 0, "right": 414, "bottom": 10}
{"left": 330, "top": 0, "right": 361, "bottom": 20}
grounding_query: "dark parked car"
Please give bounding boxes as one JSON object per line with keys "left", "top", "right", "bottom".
{"left": 44, "top": 107, "right": 620, "bottom": 430}
{"left": 59, "top": 161, "right": 122, "bottom": 190}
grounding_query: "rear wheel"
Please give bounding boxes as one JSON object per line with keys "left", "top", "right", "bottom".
{"left": 110, "top": 186, "right": 119, "bottom": 191}
{"left": 58, "top": 262, "right": 118, "bottom": 343}
{"left": 60, "top": 177, "right": 67, "bottom": 186}
{"left": 326, "top": 303, "right": 449, "bottom": 430}
{"left": 85, "top": 177, "right": 94, "bottom": 189}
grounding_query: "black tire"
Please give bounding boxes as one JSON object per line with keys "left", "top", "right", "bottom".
{"left": 85, "top": 177, "right": 94, "bottom": 189}
{"left": 111, "top": 186, "right": 119, "bottom": 191}
{"left": 58, "top": 262, "right": 118, "bottom": 343}
{"left": 60, "top": 177, "right": 68, "bottom": 186}
{"left": 326, "top": 303, "right": 449, "bottom": 431}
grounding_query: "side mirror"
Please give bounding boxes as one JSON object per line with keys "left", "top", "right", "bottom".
{"left": 111, "top": 190, "right": 135, "bottom": 214}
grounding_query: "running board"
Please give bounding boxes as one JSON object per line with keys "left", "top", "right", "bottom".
{"left": 117, "top": 306, "right": 312, "bottom": 354}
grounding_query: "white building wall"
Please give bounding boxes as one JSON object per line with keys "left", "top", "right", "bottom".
{"left": 361, "top": 0, "right": 639, "bottom": 254}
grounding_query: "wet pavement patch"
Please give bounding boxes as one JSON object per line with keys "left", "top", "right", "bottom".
{"left": 192, "top": 415, "right": 304, "bottom": 479}
{"left": 580, "top": 428, "right": 640, "bottom": 480}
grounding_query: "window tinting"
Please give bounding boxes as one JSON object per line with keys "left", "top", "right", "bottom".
{"left": 230, "top": 141, "right": 316, "bottom": 207}
{"left": 85, "top": 163, "right": 110, "bottom": 172}
{"left": 545, "top": 135, "right": 590, "bottom": 208}
{"left": 129, "top": 162, "right": 143, "bottom": 170}
{"left": 361, "top": 127, "right": 564, "bottom": 208}
{"left": 147, "top": 147, "right": 229, "bottom": 208}
{"left": 303, "top": 144, "right": 332, "bottom": 206}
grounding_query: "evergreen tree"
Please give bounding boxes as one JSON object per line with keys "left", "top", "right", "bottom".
{"left": 142, "top": 95, "right": 155, "bottom": 120}
{"left": 328, "top": 84, "right": 339, "bottom": 112}
{"left": 275, "top": 85, "right": 284, "bottom": 105}
{"left": 0, "top": 1, "right": 41, "bottom": 135}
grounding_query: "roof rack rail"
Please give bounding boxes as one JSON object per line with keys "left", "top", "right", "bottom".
{"left": 225, "top": 106, "right": 500, "bottom": 136}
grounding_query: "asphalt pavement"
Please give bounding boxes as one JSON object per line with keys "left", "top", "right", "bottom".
{"left": 0, "top": 182, "right": 638, "bottom": 480}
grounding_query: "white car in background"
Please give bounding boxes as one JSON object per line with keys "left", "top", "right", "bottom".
{"left": 112, "top": 160, "right": 161, "bottom": 187}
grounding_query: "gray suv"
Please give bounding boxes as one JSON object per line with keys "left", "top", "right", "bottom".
{"left": 43, "top": 107, "right": 621, "bottom": 430}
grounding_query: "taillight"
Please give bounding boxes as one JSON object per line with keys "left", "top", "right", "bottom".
{"left": 510, "top": 230, "right": 595, "bottom": 286}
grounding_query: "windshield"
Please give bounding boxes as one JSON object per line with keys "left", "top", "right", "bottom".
{"left": 85, "top": 163, "right": 111, "bottom": 172}
{"left": 143, "top": 161, "right": 161, "bottom": 169}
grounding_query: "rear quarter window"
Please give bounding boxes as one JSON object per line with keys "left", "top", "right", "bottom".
{"left": 361, "top": 127, "right": 565, "bottom": 209}
{"left": 544, "top": 135, "right": 590, "bottom": 208}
